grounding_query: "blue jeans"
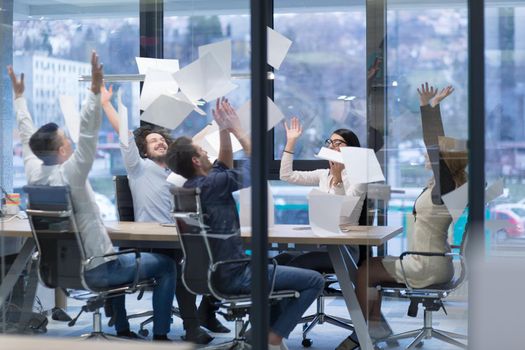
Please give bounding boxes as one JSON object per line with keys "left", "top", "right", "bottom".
{"left": 84, "top": 252, "right": 176, "bottom": 336}
{"left": 221, "top": 265, "right": 324, "bottom": 338}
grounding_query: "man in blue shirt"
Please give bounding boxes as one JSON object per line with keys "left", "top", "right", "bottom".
{"left": 166, "top": 98, "right": 325, "bottom": 350}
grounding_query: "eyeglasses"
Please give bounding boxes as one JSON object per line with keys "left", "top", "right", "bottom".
{"left": 324, "top": 139, "right": 347, "bottom": 148}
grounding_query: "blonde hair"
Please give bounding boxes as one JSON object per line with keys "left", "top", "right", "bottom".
{"left": 438, "top": 136, "right": 468, "bottom": 188}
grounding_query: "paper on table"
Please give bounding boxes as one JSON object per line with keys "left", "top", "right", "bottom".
{"left": 340, "top": 147, "right": 385, "bottom": 184}
{"left": 339, "top": 195, "right": 363, "bottom": 225}
{"left": 117, "top": 89, "right": 129, "bottom": 147}
{"left": 307, "top": 189, "right": 347, "bottom": 237}
{"left": 198, "top": 39, "right": 232, "bottom": 78}
{"left": 486, "top": 178, "right": 504, "bottom": 204}
{"left": 442, "top": 182, "right": 468, "bottom": 227}
{"left": 315, "top": 147, "right": 344, "bottom": 164}
{"left": 140, "top": 93, "right": 194, "bottom": 130}
{"left": 239, "top": 183, "right": 275, "bottom": 228}
{"left": 59, "top": 95, "right": 80, "bottom": 143}
{"left": 267, "top": 27, "right": 292, "bottom": 70}
{"left": 135, "top": 57, "right": 180, "bottom": 74}
{"left": 139, "top": 69, "right": 180, "bottom": 111}
{"left": 166, "top": 172, "right": 187, "bottom": 187}
{"left": 173, "top": 53, "right": 238, "bottom": 103}
{"left": 236, "top": 97, "right": 285, "bottom": 132}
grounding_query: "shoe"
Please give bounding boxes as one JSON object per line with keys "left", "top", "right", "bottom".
{"left": 336, "top": 332, "right": 360, "bottom": 350}
{"left": 200, "top": 316, "right": 231, "bottom": 333}
{"left": 152, "top": 334, "right": 172, "bottom": 342}
{"left": 182, "top": 326, "right": 214, "bottom": 345}
{"left": 51, "top": 307, "right": 72, "bottom": 322}
{"left": 116, "top": 330, "right": 144, "bottom": 340}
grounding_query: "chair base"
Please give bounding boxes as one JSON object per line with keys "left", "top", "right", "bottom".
{"left": 204, "top": 340, "right": 251, "bottom": 350}
{"left": 80, "top": 332, "right": 126, "bottom": 341}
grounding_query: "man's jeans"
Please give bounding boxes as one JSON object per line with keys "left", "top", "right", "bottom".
{"left": 85, "top": 252, "right": 176, "bottom": 336}
{"left": 221, "top": 265, "right": 324, "bottom": 338}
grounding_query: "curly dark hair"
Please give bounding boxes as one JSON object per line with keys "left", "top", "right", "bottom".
{"left": 133, "top": 125, "right": 173, "bottom": 159}
{"left": 166, "top": 137, "right": 199, "bottom": 179}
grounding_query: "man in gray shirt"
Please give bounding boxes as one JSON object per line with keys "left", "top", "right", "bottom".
{"left": 101, "top": 85, "right": 228, "bottom": 344}
{"left": 9, "top": 52, "right": 176, "bottom": 341}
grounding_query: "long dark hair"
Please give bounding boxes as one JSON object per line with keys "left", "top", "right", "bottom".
{"left": 332, "top": 128, "right": 361, "bottom": 147}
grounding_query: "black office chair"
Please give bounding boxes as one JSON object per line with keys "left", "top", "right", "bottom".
{"left": 295, "top": 196, "right": 371, "bottom": 347}
{"left": 112, "top": 175, "right": 181, "bottom": 337}
{"left": 23, "top": 185, "right": 153, "bottom": 340}
{"left": 171, "top": 186, "right": 299, "bottom": 350}
{"left": 375, "top": 224, "right": 470, "bottom": 350}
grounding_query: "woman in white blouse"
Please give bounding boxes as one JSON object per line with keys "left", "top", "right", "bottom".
{"left": 275, "top": 117, "right": 367, "bottom": 270}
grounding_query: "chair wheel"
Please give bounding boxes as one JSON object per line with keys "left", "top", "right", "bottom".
{"left": 386, "top": 340, "right": 399, "bottom": 347}
{"left": 302, "top": 338, "right": 312, "bottom": 347}
{"left": 139, "top": 329, "right": 149, "bottom": 337}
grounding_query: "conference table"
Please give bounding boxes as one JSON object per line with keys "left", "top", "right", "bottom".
{"left": 0, "top": 218, "right": 402, "bottom": 350}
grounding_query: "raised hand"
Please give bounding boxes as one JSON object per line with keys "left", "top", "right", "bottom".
{"left": 212, "top": 97, "right": 242, "bottom": 133}
{"left": 284, "top": 117, "right": 303, "bottom": 143}
{"left": 90, "top": 51, "right": 104, "bottom": 94}
{"left": 101, "top": 84, "right": 113, "bottom": 106}
{"left": 431, "top": 85, "right": 454, "bottom": 107}
{"left": 417, "top": 82, "right": 437, "bottom": 107}
{"left": 7, "top": 66, "right": 24, "bottom": 98}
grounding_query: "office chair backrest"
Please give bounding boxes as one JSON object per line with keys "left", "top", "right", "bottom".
{"left": 23, "top": 185, "right": 85, "bottom": 290}
{"left": 114, "top": 175, "right": 135, "bottom": 221}
{"left": 171, "top": 186, "right": 214, "bottom": 296}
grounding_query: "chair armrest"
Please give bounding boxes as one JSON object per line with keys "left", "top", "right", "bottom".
{"left": 399, "top": 251, "right": 465, "bottom": 291}
{"left": 84, "top": 249, "right": 142, "bottom": 291}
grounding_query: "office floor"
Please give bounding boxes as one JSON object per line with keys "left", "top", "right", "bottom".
{"left": 31, "top": 289, "right": 468, "bottom": 349}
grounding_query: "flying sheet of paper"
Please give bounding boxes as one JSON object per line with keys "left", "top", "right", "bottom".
{"left": 485, "top": 178, "right": 504, "bottom": 204}
{"left": 339, "top": 195, "right": 363, "bottom": 225}
{"left": 267, "top": 27, "right": 292, "bottom": 70}
{"left": 117, "top": 89, "right": 129, "bottom": 147}
{"left": 204, "top": 129, "right": 243, "bottom": 155}
{"left": 307, "top": 189, "right": 346, "bottom": 237}
{"left": 173, "top": 53, "right": 238, "bottom": 103}
{"left": 166, "top": 172, "right": 187, "bottom": 187}
{"left": 135, "top": 57, "right": 180, "bottom": 74}
{"left": 193, "top": 122, "right": 220, "bottom": 161}
{"left": 239, "top": 183, "right": 275, "bottom": 228}
{"left": 442, "top": 182, "right": 469, "bottom": 227}
{"left": 198, "top": 39, "right": 232, "bottom": 78}
{"left": 236, "top": 97, "right": 285, "bottom": 132}
{"left": 59, "top": 95, "right": 80, "bottom": 143}
{"left": 315, "top": 147, "right": 344, "bottom": 164}
{"left": 140, "top": 93, "right": 194, "bottom": 130}
{"left": 139, "top": 69, "right": 180, "bottom": 111}
{"left": 340, "top": 147, "right": 385, "bottom": 184}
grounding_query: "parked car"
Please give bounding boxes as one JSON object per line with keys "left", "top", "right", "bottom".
{"left": 490, "top": 204, "right": 525, "bottom": 239}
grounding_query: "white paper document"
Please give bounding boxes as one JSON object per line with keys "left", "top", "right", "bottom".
{"left": 140, "top": 93, "right": 194, "bottom": 130}
{"left": 135, "top": 57, "right": 180, "bottom": 75}
{"left": 173, "top": 53, "right": 238, "bottom": 103}
{"left": 315, "top": 147, "right": 344, "bottom": 164}
{"left": 236, "top": 97, "right": 285, "bottom": 132}
{"left": 204, "top": 129, "right": 243, "bottom": 155}
{"left": 340, "top": 147, "right": 385, "bottom": 184}
{"left": 166, "top": 172, "right": 187, "bottom": 187}
{"left": 267, "top": 27, "right": 292, "bottom": 70}
{"left": 59, "top": 95, "right": 80, "bottom": 143}
{"left": 485, "top": 178, "right": 504, "bottom": 204}
{"left": 199, "top": 39, "right": 232, "bottom": 78}
{"left": 139, "top": 69, "right": 180, "bottom": 111}
{"left": 442, "top": 182, "right": 469, "bottom": 227}
{"left": 307, "top": 189, "right": 358, "bottom": 237}
{"left": 117, "top": 89, "right": 129, "bottom": 147}
{"left": 238, "top": 184, "right": 275, "bottom": 228}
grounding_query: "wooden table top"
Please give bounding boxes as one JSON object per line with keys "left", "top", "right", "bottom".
{"left": 0, "top": 218, "right": 402, "bottom": 246}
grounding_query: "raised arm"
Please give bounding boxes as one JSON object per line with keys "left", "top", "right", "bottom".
{"left": 101, "top": 84, "right": 119, "bottom": 132}
{"left": 62, "top": 51, "right": 104, "bottom": 184}
{"left": 8, "top": 66, "right": 41, "bottom": 182}
{"left": 279, "top": 117, "right": 322, "bottom": 186}
{"left": 418, "top": 83, "right": 455, "bottom": 203}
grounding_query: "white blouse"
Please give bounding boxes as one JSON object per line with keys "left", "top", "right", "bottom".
{"left": 279, "top": 152, "right": 367, "bottom": 225}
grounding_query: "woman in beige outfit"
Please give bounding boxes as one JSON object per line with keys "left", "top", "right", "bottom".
{"left": 339, "top": 83, "right": 468, "bottom": 349}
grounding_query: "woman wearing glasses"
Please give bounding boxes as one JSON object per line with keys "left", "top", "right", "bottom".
{"left": 276, "top": 117, "right": 367, "bottom": 269}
